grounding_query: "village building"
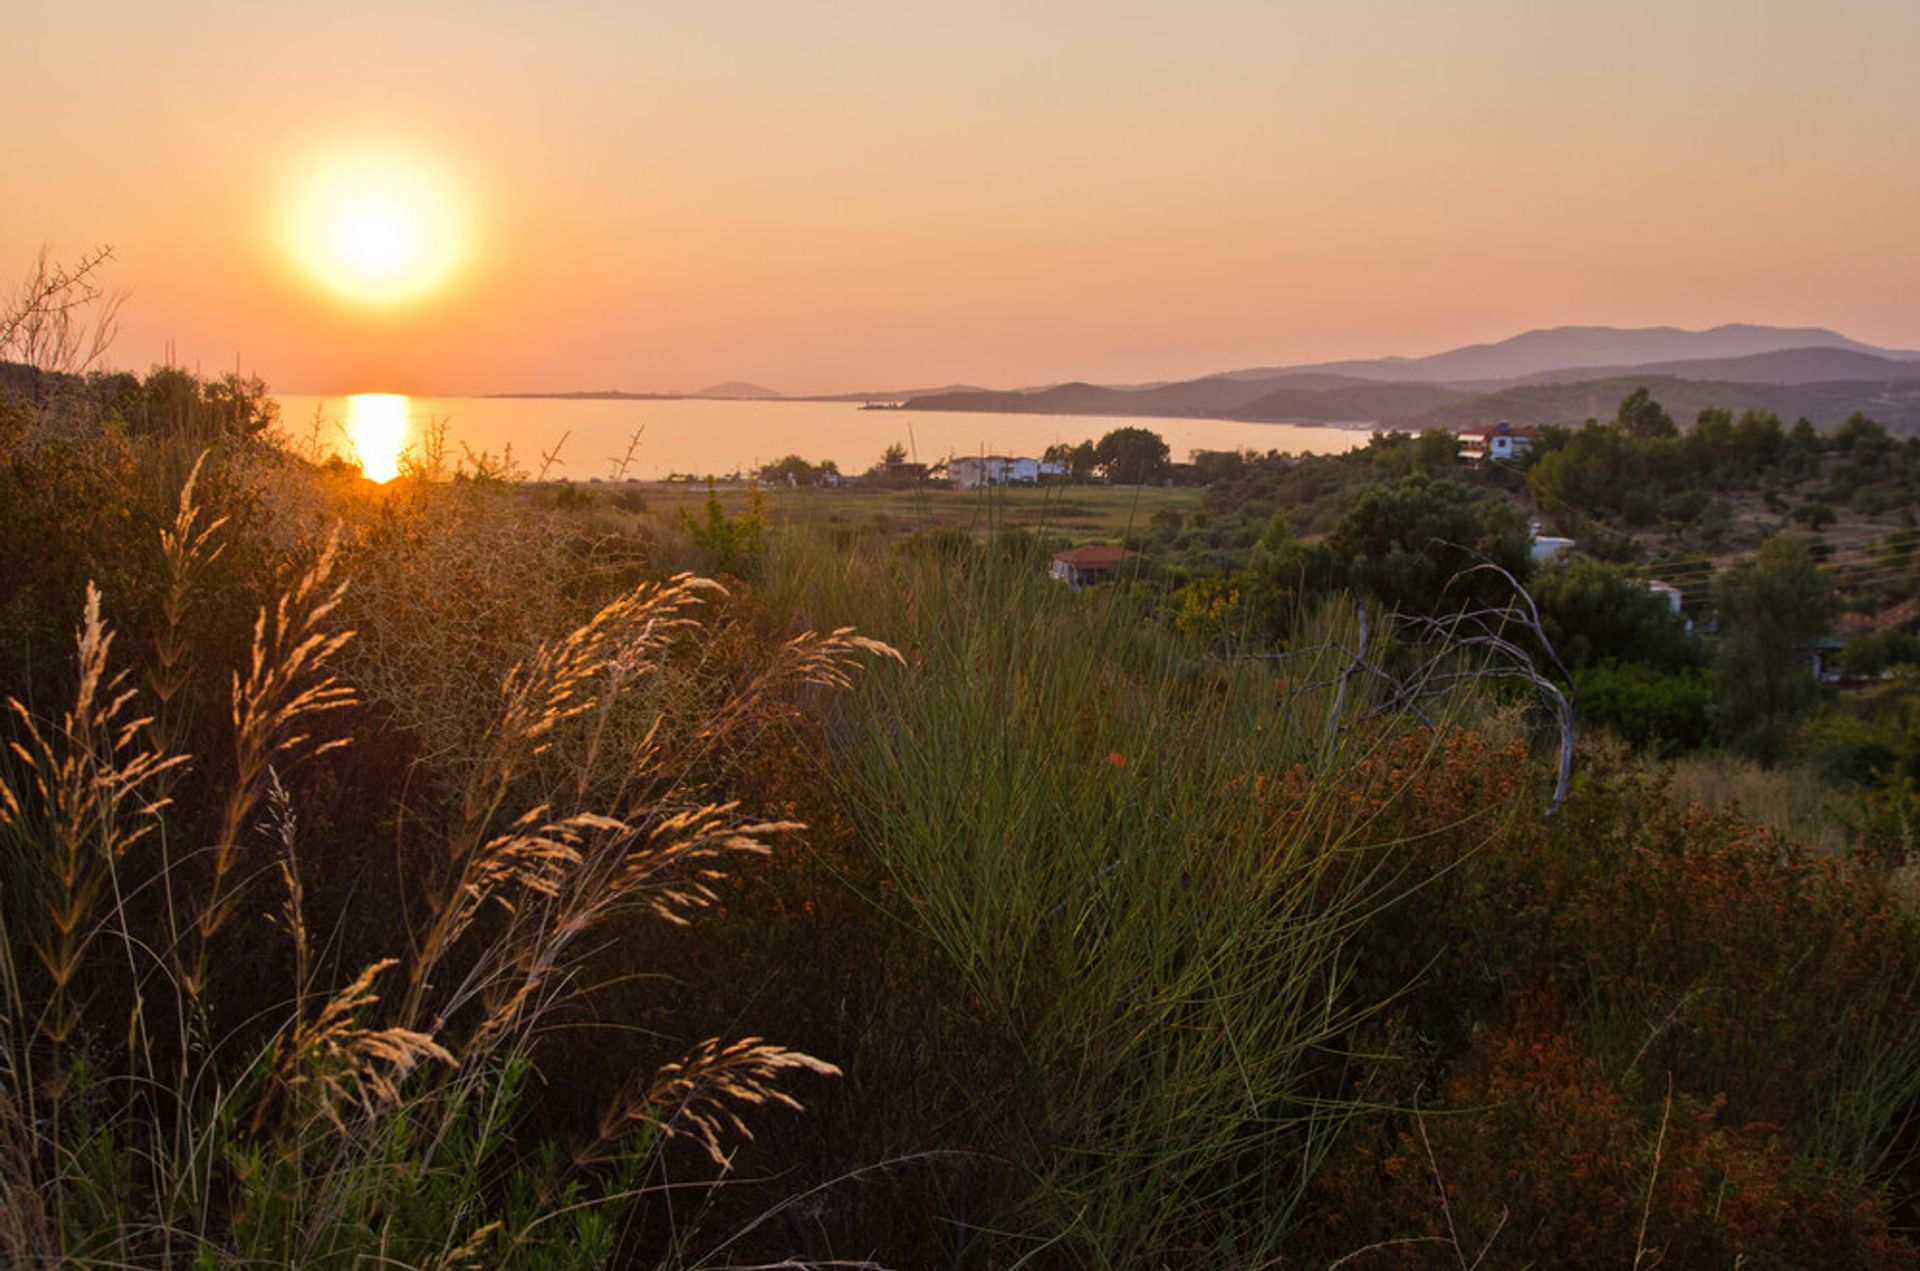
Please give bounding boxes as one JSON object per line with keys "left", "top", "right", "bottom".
{"left": 1811, "top": 635, "right": 1848, "bottom": 684}
{"left": 1049, "top": 544, "right": 1139, "bottom": 590}
{"left": 1458, "top": 420, "right": 1538, "bottom": 466}
{"left": 873, "top": 460, "right": 928, "bottom": 484}
{"left": 949, "top": 455, "right": 1050, "bottom": 488}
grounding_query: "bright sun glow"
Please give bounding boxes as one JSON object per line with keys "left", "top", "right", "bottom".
{"left": 289, "top": 151, "right": 465, "bottom": 305}
{"left": 347, "top": 393, "right": 410, "bottom": 482}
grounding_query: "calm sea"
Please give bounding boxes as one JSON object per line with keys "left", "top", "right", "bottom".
{"left": 273, "top": 394, "right": 1365, "bottom": 482}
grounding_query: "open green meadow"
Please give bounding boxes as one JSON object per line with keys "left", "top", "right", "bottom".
{"left": 594, "top": 479, "right": 1206, "bottom": 543}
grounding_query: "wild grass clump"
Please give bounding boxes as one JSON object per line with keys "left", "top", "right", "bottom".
{"left": 0, "top": 383, "right": 896, "bottom": 1264}
{"left": 770, "top": 529, "right": 1513, "bottom": 1264}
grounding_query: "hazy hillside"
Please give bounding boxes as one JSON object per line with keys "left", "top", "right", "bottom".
{"left": 1234, "top": 379, "right": 1469, "bottom": 423}
{"left": 1498, "top": 346, "right": 1920, "bottom": 388}
{"left": 1398, "top": 374, "right": 1920, "bottom": 435}
{"left": 1347, "top": 323, "right": 1903, "bottom": 384}
{"left": 908, "top": 376, "right": 1285, "bottom": 417}
{"left": 694, "top": 380, "right": 783, "bottom": 399}
{"left": 806, "top": 383, "right": 993, "bottom": 402}
{"left": 898, "top": 325, "right": 1920, "bottom": 435}
{"left": 1193, "top": 324, "right": 1916, "bottom": 386}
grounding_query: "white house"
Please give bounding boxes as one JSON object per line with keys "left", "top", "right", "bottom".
{"left": 1458, "top": 421, "right": 1538, "bottom": 465}
{"left": 949, "top": 455, "right": 1044, "bottom": 489}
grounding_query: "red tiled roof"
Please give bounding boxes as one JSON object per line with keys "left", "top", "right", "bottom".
{"left": 1053, "top": 545, "right": 1139, "bottom": 569}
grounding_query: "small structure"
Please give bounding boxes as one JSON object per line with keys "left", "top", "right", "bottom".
{"left": 1811, "top": 636, "right": 1848, "bottom": 684}
{"left": 875, "top": 461, "right": 927, "bottom": 484}
{"left": 1458, "top": 420, "right": 1537, "bottom": 466}
{"left": 1527, "top": 520, "right": 1574, "bottom": 563}
{"left": 1645, "top": 579, "right": 1694, "bottom": 632}
{"left": 949, "top": 455, "right": 1063, "bottom": 489}
{"left": 1530, "top": 536, "right": 1575, "bottom": 563}
{"left": 1049, "top": 545, "right": 1139, "bottom": 590}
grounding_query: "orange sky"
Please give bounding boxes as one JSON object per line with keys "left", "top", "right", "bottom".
{"left": 4, "top": 1, "right": 1918, "bottom": 395}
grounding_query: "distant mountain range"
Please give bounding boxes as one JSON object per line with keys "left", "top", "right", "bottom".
{"left": 894, "top": 325, "right": 1920, "bottom": 435}
{"left": 488, "top": 325, "right": 1920, "bottom": 434}
{"left": 694, "top": 380, "right": 783, "bottom": 399}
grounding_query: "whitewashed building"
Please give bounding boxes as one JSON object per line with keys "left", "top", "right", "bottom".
{"left": 1458, "top": 421, "right": 1538, "bottom": 466}
{"left": 949, "top": 455, "right": 1044, "bottom": 488}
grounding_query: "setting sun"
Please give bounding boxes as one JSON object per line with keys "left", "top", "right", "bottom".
{"left": 345, "top": 392, "right": 409, "bottom": 481}
{"left": 287, "top": 150, "right": 464, "bottom": 306}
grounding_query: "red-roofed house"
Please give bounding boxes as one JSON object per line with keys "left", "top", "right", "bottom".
{"left": 1049, "top": 545, "right": 1139, "bottom": 590}
{"left": 1458, "top": 420, "right": 1539, "bottom": 466}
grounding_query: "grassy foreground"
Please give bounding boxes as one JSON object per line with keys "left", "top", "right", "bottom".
{"left": 4, "top": 373, "right": 1920, "bottom": 1266}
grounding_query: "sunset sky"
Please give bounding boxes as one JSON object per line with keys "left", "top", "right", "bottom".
{"left": 5, "top": 1, "right": 1917, "bottom": 396}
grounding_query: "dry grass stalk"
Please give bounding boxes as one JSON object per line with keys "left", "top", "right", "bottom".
{"left": 426, "top": 1220, "right": 505, "bottom": 1270}
{"left": 195, "top": 529, "right": 356, "bottom": 961}
{"left": 0, "top": 584, "right": 184, "bottom": 1049}
{"left": 0, "top": 1053, "right": 52, "bottom": 1264}
{"left": 263, "top": 767, "right": 310, "bottom": 1019}
{"left": 576, "top": 1036, "right": 841, "bottom": 1170}
{"left": 275, "top": 958, "right": 453, "bottom": 1131}
{"left": 693, "top": 627, "right": 904, "bottom": 756}
{"left": 409, "top": 807, "right": 621, "bottom": 1016}
{"left": 604, "top": 803, "right": 797, "bottom": 926}
{"left": 1632, "top": 1076, "right": 1675, "bottom": 1271}
{"left": 411, "top": 576, "right": 730, "bottom": 1019}
{"left": 458, "top": 574, "right": 721, "bottom": 834}
{"left": 151, "top": 449, "right": 228, "bottom": 717}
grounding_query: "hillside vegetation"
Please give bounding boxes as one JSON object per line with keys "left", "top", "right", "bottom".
{"left": 4, "top": 292, "right": 1920, "bottom": 1262}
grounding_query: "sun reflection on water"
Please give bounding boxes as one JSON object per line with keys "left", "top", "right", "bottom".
{"left": 346, "top": 393, "right": 409, "bottom": 482}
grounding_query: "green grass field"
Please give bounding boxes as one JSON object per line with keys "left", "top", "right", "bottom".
{"left": 606, "top": 480, "right": 1204, "bottom": 542}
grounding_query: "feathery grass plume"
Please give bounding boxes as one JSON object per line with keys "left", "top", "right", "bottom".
{"left": 409, "top": 575, "right": 726, "bottom": 1018}
{"left": 195, "top": 528, "right": 355, "bottom": 960}
{"left": 0, "top": 584, "right": 185, "bottom": 1053}
{"left": 0, "top": 357, "right": 911, "bottom": 1265}
{"left": 262, "top": 767, "right": 310, "bottom": 1018}
{"left": 425, "top": 1220, "right": 505, "bottom": 1271}
{"left": 150, "top": 448, "right": 228, "bottom": 722}
{"left": 457, "top": 573, "right": 721, "bottom": 834}
{"left": 603, "top": 803, "right": 796, "bottom": 925}
{"left": 576, "top": 1036, "right": 841, "bottom": 1170}
{"left": 691, "top": 626, "right": 904, "bottom": 760}
{"left": 273, "top": 958, "right": 453, "bottom": 1132}
{"left": 408, "top": 806, "right": 614, "bottom": 1023}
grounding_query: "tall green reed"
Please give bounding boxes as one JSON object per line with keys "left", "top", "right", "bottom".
{"left": 773, "top": 523, "right": 1482, "bottom": 1264}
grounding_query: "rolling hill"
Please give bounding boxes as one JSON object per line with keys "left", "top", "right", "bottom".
{"left": 897, "top": 325, "right": 1920, "bottom": 437}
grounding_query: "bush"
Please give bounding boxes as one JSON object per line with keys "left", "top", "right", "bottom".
{"left": 1576, "top": 662, "right": 1715, "bottom": 752}
{"left": 679, "top": 479, "right": 767, "bottom": 578}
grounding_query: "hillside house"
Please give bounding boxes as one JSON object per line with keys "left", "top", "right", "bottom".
{"left": 1049, "top": 545, "right": 1139, "bottom": 590}
{"left": 1458, "top": 420, "right": 1537, "bottom": 466}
